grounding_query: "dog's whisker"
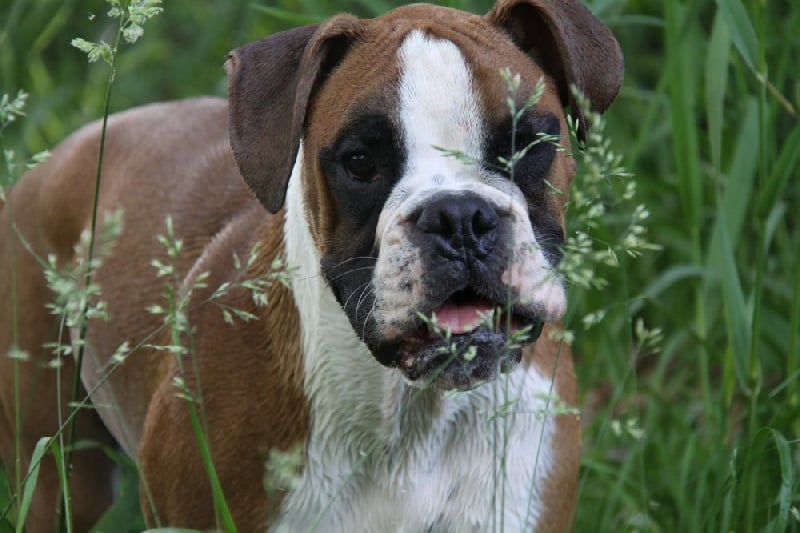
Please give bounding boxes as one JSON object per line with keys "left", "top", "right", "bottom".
{"left": 328, "top": 265, "right": 376, "bottom": 281}
{"left": 354, "top": 284, "right": 375, "bottom": 317}
{"left": 361, "top": 303, "right": 377, "bottom": 341}
{"left": 330, "top": 256, "right": 377, "bottom": 269}
{"left": 343, "top": 280, "right": 372, "bottom": 310}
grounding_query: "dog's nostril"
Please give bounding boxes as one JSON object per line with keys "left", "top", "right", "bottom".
{"left": 439, "top": 213, "right": 455, "bottom": 239}
{"left": 433, "top": 210, "right": 457, "bottom": 239}
{"left": 417, "top": 207, "right": 454, "bottom": 237}
{"left": 472, "top": 206, "right": 498, "bottom": 235}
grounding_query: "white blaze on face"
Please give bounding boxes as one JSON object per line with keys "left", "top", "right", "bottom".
{"left": 398, "top": 32, "right": 484, "bottom": 189}
{"left": 377, "top": 31, "right": 490, "bottom": 232}
{"left": 372, "top": 31, "right": 566, "bottom": 332}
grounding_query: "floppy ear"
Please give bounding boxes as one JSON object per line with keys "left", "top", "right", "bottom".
{"left": 226, "top": 16, "right": 363, "bottom": 213}
{"left": 486, "top": 0, "right": 623, "bottom": 136}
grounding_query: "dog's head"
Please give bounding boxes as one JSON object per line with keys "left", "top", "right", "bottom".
{"left": 226, "top": 0, "right": 622, "bottom": 390}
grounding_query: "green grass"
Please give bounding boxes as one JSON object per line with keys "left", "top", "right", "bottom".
{"left": 1, "top": 0, "right": 799, "bottom": 531}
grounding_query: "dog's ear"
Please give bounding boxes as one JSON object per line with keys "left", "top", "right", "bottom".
{"left": 226, "top": 16, "right": 363, "bottom": 213}
{"left": 486, "top": 0, "right": 623, "bottom": 137}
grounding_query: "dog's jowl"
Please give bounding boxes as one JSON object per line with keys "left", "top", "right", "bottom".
{"left": 0, "top": 0, "right": 622, "bottom": 531}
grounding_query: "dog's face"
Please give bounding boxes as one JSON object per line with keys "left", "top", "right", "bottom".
{"left": 227, "top": 1, "right": 623, "bottom": 390}
{"left": 305, "top": 22, "right": 571, "bottom": 390}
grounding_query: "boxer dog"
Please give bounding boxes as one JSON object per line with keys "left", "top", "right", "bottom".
{"left": 0, "top": 0, "right": 622, "bottom": 530}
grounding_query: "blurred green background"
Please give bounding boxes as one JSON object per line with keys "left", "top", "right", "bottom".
{"left": 1, "top": 0, "right": 799, "bottom": 531}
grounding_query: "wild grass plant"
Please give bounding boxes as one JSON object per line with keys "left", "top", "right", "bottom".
{"left": 1, "top": 0, "right": 798, "bottom": 531}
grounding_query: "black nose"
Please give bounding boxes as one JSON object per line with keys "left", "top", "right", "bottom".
{"left": 414, "top": 194, "right": 500, "bottom": 259}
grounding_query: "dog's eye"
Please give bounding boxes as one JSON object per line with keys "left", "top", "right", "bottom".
{"left": 343, "top": 152, "right": 377, "bottom": 182}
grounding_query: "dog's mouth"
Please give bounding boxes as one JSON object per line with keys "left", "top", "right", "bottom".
{"left": 396, "top": 289, "right": 544, "bottom": 390}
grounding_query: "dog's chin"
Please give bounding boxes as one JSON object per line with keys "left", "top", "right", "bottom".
{"left": 385, "top": 319, "right": 544, "bottom": 392}
{"left": 361, "top": 289, "right": 548, "bottom": 390}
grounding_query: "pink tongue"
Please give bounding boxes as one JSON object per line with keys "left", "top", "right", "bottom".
{"left": 432, "top": 301, "right": 495, "bottom": 334}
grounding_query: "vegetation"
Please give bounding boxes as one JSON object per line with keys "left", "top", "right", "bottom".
{"left": 1, "top": 0, "right": 798, "bottom": 531}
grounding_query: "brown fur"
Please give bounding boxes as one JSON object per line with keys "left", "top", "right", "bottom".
{"left": 0, "top": 100, "right": 308, "bottom": 531}
{"left": 0, "top": 1, "right": 622, "bottom": 530}
{"left": 528, "top": 326, "right": 581, "bottom": 531}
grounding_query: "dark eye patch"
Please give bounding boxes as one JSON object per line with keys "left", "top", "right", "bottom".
{"left": 320, "top": 113, "right": 405, "bottom": 223}
{"left": 483, "top": 113, "right": 560, "bottom": 198}
{"left": 332, "top": 114, "right": 400, "bottom": 160}
{"left": 483, "top": 112, "right": 564, "bottom": 265}
{"left": 317, "top": 112, "right": 405, "bottom": 327}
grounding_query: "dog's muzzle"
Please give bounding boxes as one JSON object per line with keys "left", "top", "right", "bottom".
{"left": 364, "top": 192, "right": 549, "bottom": 390}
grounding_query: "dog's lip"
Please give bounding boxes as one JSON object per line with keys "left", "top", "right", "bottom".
{"left": 399, "top": 289, "right": 537, "bottom": 355}
{"left": 427, "top": 289, "right": 530, "bottom": 335}
{"left": 387, "top": 288, "right": 546, "bottom": 387}
{"left": 390, "top": 286, "right": 545, "bottom": 388}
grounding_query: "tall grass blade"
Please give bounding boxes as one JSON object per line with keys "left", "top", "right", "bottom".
{"left": 665, "top": 2, "right": 703, "bottom": 235}
{"left": 714, "top": 0, "right": 758, "bottom": 72}
{"left": 717, "top": 223, "right": 750, "bottom": 389}
{"left": 755, "top": 121, "right": 800, "bottom": 216}
{"left": 704, "top": 97, "right": 760, "bottom": 399}
{"left": 717, "top": 97, "right": 759, "bottom": 247}
{"left": 762, "top": 203, "right": 785, "bottom": 259}
{"left": 48, "top": 440, "right": 71, "bottom": 533}
{"left": 631, "top": 264, "right": 706, "bottom": 314}
{"left": 721, "top": 448, "right": 737, "bottom": 533}
{"left": 768, "top": 429, "right": 793, "bottom": 533}
{"left": 186, "top": 405, "right": 237, "bottom": 533}
{"left": 706, "top": 11, "right": 730, "bottom": 169}
{"left": 15, "top": 438, "right": 49, "bottom": 533}
{"left": 789, "top": 244, "right": 800, "bottom": 412}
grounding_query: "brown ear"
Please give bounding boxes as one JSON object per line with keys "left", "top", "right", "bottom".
{"left": 486, "top": 0, "right": 623, "bottom": 135}
{"left": 226, "top": 16, "right": 363, "bottom": 213}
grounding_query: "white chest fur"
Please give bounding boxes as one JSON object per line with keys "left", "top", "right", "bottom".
{"left": 278, "top": 152, "right": 558, "bottom": 532}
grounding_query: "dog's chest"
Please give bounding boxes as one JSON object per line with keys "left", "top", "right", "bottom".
{"left": 274, "top": 365, "right": 557, "bottom": 532}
